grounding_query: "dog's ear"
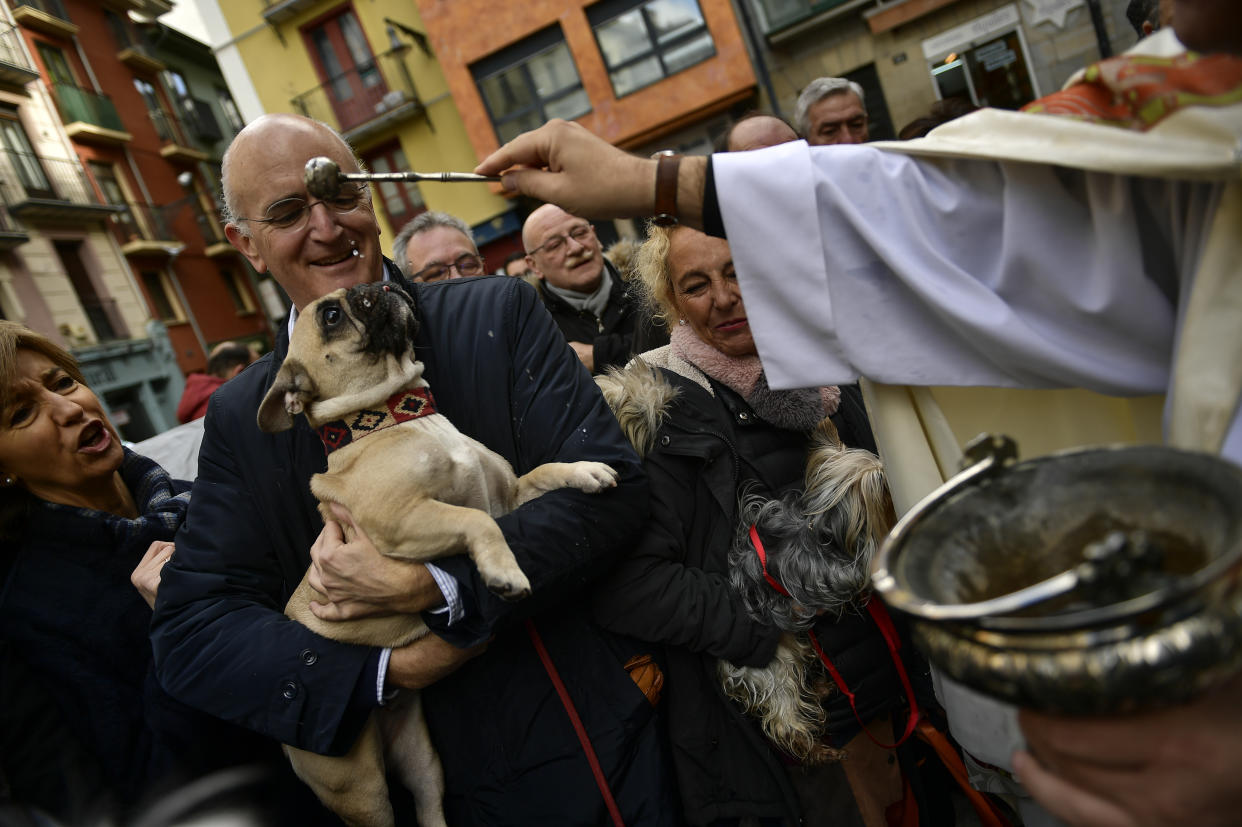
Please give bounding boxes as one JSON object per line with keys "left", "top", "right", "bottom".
{"left": 257, "top": 358, "right": 318, "bottom": 433}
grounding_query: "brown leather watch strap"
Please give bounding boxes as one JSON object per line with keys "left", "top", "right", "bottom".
{"left": 652, "top": 151, "right": 680, "bottom": 227}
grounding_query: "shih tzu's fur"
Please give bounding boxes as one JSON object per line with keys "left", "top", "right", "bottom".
{"left": 720, "top": 418, "right": 895, "bottom": 763}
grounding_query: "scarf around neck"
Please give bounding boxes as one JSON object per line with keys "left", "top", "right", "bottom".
{"left": 37, "top": 448, "right": 190, "bottom": 554}
{"left": 543, "top": 262, "right": 613, "bottom": 319}
{"left": 670, "top": 324, "right": 839, "bottom": 431}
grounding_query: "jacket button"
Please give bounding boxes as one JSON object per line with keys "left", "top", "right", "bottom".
{"left": 660, "top": 435, "right": 670, "bottom": 446}
{"left": 738, "top": 412, "right": 750, "bottom": 421}
{"left": 300, "top": 648, "right": 318, "bottom": 665}
{"left": 281, "top": 681, "right": 299, "bottom": 700}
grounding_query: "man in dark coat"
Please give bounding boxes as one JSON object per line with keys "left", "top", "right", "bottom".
{"left": 150, "top": 114, "right": 676, "bottom": 825}
{"left": 523, "top": 204, "right": 667, "bottom": 374}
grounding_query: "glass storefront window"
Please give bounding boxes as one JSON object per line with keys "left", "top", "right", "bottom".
{"left": 590, "top": 0, "right": 715, "bottom": 98}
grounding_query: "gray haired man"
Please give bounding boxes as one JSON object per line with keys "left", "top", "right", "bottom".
{"left": 794, "top": 77, "right": 869, "bottom": 145}
{"left": 391, "top": 210, "right": 485, "bottom": 283}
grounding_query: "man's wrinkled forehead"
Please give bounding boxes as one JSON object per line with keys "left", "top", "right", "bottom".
{"left": 530, "top": 208, "right": 588, "bottom": 247}
{"left": 229, "top": 118, "right": 359, "bottom": 207}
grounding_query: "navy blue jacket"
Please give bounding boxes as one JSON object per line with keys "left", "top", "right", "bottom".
{"left": 151, "top": 270, "right": 677, "bottom": 824}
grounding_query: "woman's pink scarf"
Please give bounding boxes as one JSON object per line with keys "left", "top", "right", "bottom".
{"left": 670, "top": 324, "right": 840, "bottom": 431}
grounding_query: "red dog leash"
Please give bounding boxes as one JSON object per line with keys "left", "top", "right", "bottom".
{"left": 749, "top": 524, "right": 919, "bottom": 748}
{"left": 526, "top": 619, "right": 626, "bottom": 827}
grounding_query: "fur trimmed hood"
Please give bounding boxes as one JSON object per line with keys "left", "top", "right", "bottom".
{"left": 596, "top": 344, "right": 839, "bottom": 457}
{"left": 594, "top": 349, "right": 684, "bottom": 458}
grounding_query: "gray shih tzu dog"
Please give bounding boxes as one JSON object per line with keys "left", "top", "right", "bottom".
{"left": 720, "top": 419, "right": 896, "bottom": 763}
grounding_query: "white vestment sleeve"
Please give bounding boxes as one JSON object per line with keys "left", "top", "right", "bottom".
{"left": 715, "top": 142, "right": 1190, "bottom": 396}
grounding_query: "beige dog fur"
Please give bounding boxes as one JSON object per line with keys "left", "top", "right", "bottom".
{"left": 257, "top": 282, "right": 617, "bottom": 827}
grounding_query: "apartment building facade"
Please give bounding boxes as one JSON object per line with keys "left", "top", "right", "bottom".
{"left": 207, "top": 0, "right": 529, "bottom": 268}
{"left": 735, "top": 0, "right": 1139, "bottom": 139}
{"left": 0, "top": 0, "right": 185, "bottom": 439}
{"left": 22, "top": 0, "right": 273, "bottom": 374}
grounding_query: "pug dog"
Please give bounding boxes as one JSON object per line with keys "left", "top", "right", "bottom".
{"left": 257, "top": 280, "right": 618, "bottom": 827}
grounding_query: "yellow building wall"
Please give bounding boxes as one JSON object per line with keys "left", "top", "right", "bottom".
{"left": 214, "top": 0, "right": 512, "bottom": 236}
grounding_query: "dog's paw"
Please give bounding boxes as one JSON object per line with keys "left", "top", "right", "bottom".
{"left": 484, "top": 568, "right": 532, "bottom": 602}
{"left": 568, "top": 462, "right": 618, "bottom": 493}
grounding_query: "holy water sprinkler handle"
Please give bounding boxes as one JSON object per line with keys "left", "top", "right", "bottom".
{"left": 303, "top": 156, "right": 501, "bottom": 201}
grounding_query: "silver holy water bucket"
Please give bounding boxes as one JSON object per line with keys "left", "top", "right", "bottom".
{"left": 872, "top": 434, "right": 1242, "bottom": 715}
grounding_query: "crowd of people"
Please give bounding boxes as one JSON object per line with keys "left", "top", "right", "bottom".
{"left": 1, "top": 0, "right": 1238, "bottom": 823}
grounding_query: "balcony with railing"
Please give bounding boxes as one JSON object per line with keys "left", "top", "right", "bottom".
{"left": 1, "top": 150, "right": 120, "bottom": 222}
{"left": 0, "top": 22, "right": 39, "bottom": 93}
{"left": 147, "top": 107, "right": 208, "bottom": 163}
{"left": 0, "top": 179, "right": 30, "bottom": 249}
{"left": 11, "top": 0, "right": 77, "bottom": 39}
{"left": 182, "top": 97, "right": 224, "bottom": 147}
{"left": 51, "top": 82, "right": 133, "bottom": 146}
{"left": 107, "top": 201, "right": 182, "bottom": 258}
{"left": 101, "top": 1, "right": 174, "bottom": 17}
{"left": 261, "top": 0, "right": 319, "bottom": 26}
{"left": 291, "top": 46, "right": 424, "bottom": 145}
{"left": 189, "top": 197, "right": 233, "bottom": 258}
{"left": 105, "top": 8, "right": 165, "bottom": 74}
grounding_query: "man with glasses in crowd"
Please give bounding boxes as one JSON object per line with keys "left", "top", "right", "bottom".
{"left": 150, "top": 113, "right": 677, "bottom": 824}
{"left": 392, "top": 211, "right": 486, "bottom": 283}
{"left": 523, "top": 204, "right": 667, "bottom": 375}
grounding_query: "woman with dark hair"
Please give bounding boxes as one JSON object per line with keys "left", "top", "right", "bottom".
{"left": 0, "top": 320, "right": 269, "bottom": 822}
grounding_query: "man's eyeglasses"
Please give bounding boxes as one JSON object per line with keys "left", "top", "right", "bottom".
{"left": 527, "top": 223, "right": 593, "bottom": 257}
{"left": 413, "top": 253, "right": 485, "bottom": 283}
{"left": 238, "top": 185, "right": 369, "bottom": 232}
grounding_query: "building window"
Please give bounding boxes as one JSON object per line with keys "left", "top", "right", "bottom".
{"left": 35, "top": 42, "right": 75, "bottom": 86}
{"left": 472, "top": 27, "right": 591, "bottom": 144}
{"left": 590, "top": 0, "right": 715, "bottom": 97}
{"left": 55, "top": 239, "right": 122, "bottom": 342}
{"left": 928, "top": 31, "right": 1036, "bottom": 111}
{"left": 363, "top": 143, "right": 423, "bottom": 231}
{"left": 0, "top": 109, "right": 52, "bottom": 197}
{"left": 89, "top": 161, "right": 143, "bottom": 242}
{"left": 141, "top": 269, "right": 181, "bottom": 321}
{"left": 219, "top": 267, "right": 253, "bottom": 313}
{"left": 134, "top": 76, "right": 177, "bottom": 142}
{"left": 215, "top": 85, "right": 245, "bottom": 134}
{"left": 301, "top": 8, "right": 388, "bottom": 133}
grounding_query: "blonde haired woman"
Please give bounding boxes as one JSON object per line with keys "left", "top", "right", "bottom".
{"left": 594, "top": 227, "right": 939, "bottom": 826}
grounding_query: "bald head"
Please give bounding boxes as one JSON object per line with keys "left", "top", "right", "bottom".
{"left": 726, "top": 115, "right": 799, "bottom": 152}
{"left": 523, "top": 204, "right": 603, "bottom": 293}
{"left": 221, "top": 114, "right": 361, "bottom": 233}
{"left": 521, "top": 204, "right": 568, "bottom": 251}
{"left": 220, "top": 113, "right": 382, "bottom": 311}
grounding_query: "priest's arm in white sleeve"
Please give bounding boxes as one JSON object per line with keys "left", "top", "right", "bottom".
{"left": 714, "top": 142, "right": 1211, "bottom": 396}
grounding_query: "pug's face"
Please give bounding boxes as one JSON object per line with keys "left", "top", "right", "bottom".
{"left": 258, "top": 281, "right": 420, "bottom": 432}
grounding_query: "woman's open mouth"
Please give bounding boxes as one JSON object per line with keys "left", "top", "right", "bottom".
{"left": 78, "top": 421, "right": 112, "bottom": 453}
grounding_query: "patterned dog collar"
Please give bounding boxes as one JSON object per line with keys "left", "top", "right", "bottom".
{"left": 316, "top": 386, "right": 437, "bottom": 455}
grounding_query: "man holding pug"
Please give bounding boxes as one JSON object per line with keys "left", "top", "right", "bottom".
{"left": 523, "top": 204, "right": 666, "bottom": 375}
{"left": 150, "top": 114, "right": 676, "bottom": 824}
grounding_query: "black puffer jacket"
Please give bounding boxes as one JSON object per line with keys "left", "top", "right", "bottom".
{"left": 594, "top": 352, "right": 900, "bottom": 826}
{"left": 151, "top": 268, "right": 678, "bottom": 825}
{"left": 538, "top": 260, "right": 669, "bottom": 374}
